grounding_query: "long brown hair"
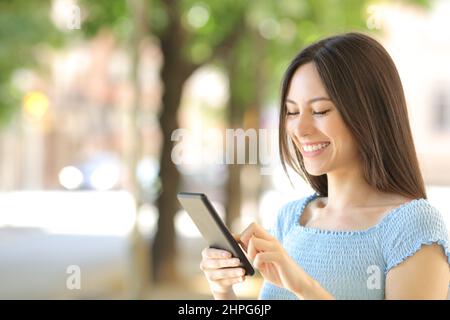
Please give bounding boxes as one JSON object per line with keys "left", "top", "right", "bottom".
{"left": 279, "top": 32, "right": 426, "bottom": 199}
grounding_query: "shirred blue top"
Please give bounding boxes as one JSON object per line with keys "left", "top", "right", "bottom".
{"left": 259, "top": 193, "right": 450, "bottom": 300}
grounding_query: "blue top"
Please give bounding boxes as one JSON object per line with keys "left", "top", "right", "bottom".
{"left": 259, "top": 193, "right": 450, "bottom": 300}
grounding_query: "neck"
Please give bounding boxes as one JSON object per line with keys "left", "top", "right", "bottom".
{"left": 325, "top": 165, "right": 380, "bottom": 211}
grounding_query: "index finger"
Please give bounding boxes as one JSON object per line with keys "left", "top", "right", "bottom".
{"left": 240, "top": 222, "right": 273, "bottom": 246}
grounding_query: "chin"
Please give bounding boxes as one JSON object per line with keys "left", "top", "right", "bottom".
{"left": 305, "top": 168, "right": 327, "bottom": 176}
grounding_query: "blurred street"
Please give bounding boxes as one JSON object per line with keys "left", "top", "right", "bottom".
{"left": 0, "top": 227, "right": 262, "bottom": 299}
{"left": 0, "top": 227, "right": 129, "bottom": 299}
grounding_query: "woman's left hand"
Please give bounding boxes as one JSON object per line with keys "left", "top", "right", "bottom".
{"left": 239, "top": 222, "right": 307, "bottom": 296}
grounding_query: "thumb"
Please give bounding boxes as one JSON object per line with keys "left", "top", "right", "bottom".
{"left": 232, "top": 233, "right": 247, "bottom": 252}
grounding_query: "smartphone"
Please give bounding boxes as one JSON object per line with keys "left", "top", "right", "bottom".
{"left": 177, "top": 192, "right": 255, "bottom": 276}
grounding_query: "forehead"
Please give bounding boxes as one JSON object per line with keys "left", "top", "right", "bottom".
{"left": 287, "top": 62, "right": 328, "bottom": 101}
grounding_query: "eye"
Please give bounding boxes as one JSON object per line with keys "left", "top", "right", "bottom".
{"left": 312, "top": 109, "right": 330, "bottom": 116}
{"left": 286, "top": 111, "right": 299, "bottom": 116}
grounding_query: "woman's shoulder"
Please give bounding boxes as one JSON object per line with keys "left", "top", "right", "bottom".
{"left": 379, "top": 197, "right": 449, "bottom": 248}
{"left": 380, "top": 198, "right": 450, "bottom": 272}
{"left": 381, "top": 198, "right": 446, "bottom": 230}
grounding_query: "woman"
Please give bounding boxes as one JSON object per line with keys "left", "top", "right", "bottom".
{"left": 199, "top": 32, "right": 450, "bottom": 299}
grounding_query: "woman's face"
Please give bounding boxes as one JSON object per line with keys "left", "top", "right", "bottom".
{"left": 285, "top": 62, "right": 360, "bottom": 176}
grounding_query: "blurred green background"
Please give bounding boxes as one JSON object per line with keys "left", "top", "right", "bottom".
{"left": 1, "top": 0, "right": 449, "bottom": 299}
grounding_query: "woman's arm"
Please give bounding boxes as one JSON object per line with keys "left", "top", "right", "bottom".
{"left": 239, "top": 223, "right": 335, "bottom": 300}
{"left": 385, "top": 243, "right": 449, "bottom": 299}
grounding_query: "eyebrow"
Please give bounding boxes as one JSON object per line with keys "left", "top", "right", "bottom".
{"left": 286, "top": 97, "right": 331, "bottom": 105}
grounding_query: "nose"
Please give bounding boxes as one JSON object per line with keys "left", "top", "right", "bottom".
{"left": 287, "top": 113, "right": 313, "bottom": 142}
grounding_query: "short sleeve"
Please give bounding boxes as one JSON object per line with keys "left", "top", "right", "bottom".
{"left": 382, "top": 199, "right": 450, "bottom": 274}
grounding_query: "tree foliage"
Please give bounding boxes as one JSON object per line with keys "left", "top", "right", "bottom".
{"left": 0, "top": 0, "right": 61, "bottom": 125}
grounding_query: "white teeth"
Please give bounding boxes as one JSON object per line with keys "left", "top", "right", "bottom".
{"left": 302, "top": 143, "right": 329, "bottom": 152}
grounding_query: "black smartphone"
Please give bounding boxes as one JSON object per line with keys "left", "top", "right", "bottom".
{"left": 177, "top": 192, "right": 255, "bottom": 276}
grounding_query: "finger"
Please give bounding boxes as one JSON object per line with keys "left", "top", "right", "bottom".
{"left": 205, "top": 267, "right": 246, "bottom": 281}
{"left": 212, "top": 276, "right": 246, "bottom": 288}
{"left": 240, "top": 222, "right": 272, "bottom": 246}
{"left": 253, "top": 252, "right": 280, "bottom": 269}
{"left": 247, "top": 236, "right": 258, "bottom": 262}
{"left": 238, "top": 240, "right": 248, "bottom": 253}
{"left": 248, "top": 236, "right": 277, "bottom": 252}
{"left": 202, "top": 247, "right": 232, "bottom": 259}
{"left": 200, "top": 257, "right": 241, "bottom": 270}
{"left": 246, "top": 236, "right": 277, "bottom": 263}
{"left": 232, "top": 233, "right": 247, "bottom": 251}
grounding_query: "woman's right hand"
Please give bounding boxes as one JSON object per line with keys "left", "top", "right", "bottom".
{"left": 199, "top": 247, "right": 246, "bottom": 299}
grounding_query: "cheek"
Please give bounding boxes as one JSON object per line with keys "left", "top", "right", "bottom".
{"left": 319, "top": 121, "right": 356, "bottom": 156}
{"left": 334, "top": 132, "right": 359, "bottom": 159}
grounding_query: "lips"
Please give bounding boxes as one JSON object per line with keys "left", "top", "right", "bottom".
{"left": 300, "top": 141, "right": 330, "bottom": 157}
{"left": 299, "top": 141, "right": 330, "bottom": 146}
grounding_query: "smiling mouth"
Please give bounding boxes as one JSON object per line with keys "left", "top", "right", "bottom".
{"left": 302, "top": 142, "right": 330, "bottom": 152}
{"left": 300, "top": 142, "right": 330, "bottom": 156}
